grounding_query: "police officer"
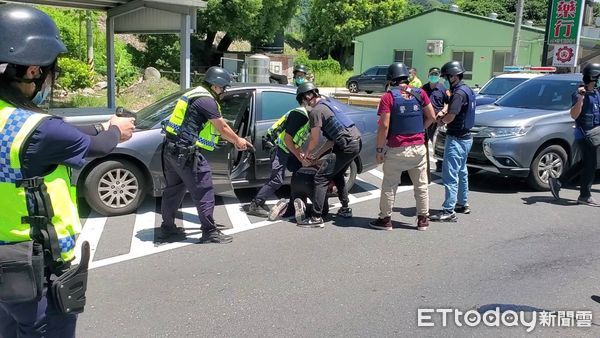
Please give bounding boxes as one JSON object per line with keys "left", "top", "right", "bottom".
{"left": 0, "top": 4, "right": 135, "bottom": 336}
{"left": 246, "top": 104, "right": 309, "bottom": 217}
{"left": 422, "top": 67, "right": 449, "bottom": 172}
{"left": 161, "top": 66, "right": 252, "bottom": 243}
{"left": 369, "top": 63, "right": 436, "bottom": 231}
{"left": 293, "top": 64, "right": 308, "bottom": 87}
{"left": 549, "top": 63, "right": 600, "bottom": 207}
{"left": 430, "top": 61, "right": 476, "bottom": 222}
{"left": 297, "top": 82, "right": 362, "bottom": 227}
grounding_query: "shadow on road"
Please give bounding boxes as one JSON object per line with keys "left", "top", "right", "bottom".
{"left": 591, "top": 295, "right": 600, "bottom": 304}
{"left": 332, "top": 215, "right": 417, "bottom": 231}
{"left": 521, "top": 196, "right": 579, "bottom": 206}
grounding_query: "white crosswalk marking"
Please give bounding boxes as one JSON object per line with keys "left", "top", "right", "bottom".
{"left": 72, "top": 212, "right": 106, "bottom": 265}
{"left": 82, "top": 168, "right": 440, "bottom": 269}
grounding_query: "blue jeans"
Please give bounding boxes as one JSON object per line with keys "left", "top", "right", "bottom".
{"left": 442, "top": 135, "right": 473, "bottom": 212}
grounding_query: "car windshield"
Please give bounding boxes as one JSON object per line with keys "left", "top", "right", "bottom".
{"left": 479, "top": 77, "right": 530, "bottom": 96}
{"left": 495, "top": 78, "right": 580, "bottom": 110}
{"left": 135, "top": 89, "right": 186, "bottom": 130}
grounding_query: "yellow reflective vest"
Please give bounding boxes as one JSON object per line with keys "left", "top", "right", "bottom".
{"left": 0, "top": 100, "right": 81, "bottom": 264}
{"left": 267, "top": 107, "right": 310, "bottom": 154}
{"left": 163, "top": 86, "right": 221, "bottom": 151}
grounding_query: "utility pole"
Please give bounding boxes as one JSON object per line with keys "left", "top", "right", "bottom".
{"left": 86, "top": 11, "right": 94, "bottom": 73}
{"left": 510, "top": 0, "right": 525, "bottom": 66}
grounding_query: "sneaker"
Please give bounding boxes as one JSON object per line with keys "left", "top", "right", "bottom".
{"left": 430, "top": 210, "right": 457, "bottom": 222}
{"left": 199, "top": 229, "right": 233, "bottom": 244}
{"left": 549, "top": 177, "right": 562, "bottom": 200}
{"left": 246, "top": 200, "right": 270, "bottom": 218}
{"left": 577, "top": 196, "right": 600, "bottom": 207}
{"left": 293, "top": 198, "right": 306, "bottom": 224}
{"left": 417, "top": 215, "right": 429, "bottom": 231}
{"left": 369, "top": 216, "right": 392, "bottom": 231}
{"left": 157, "top": 224, "right": 186, "bottom": 240}
{"left": 297, "top": 216, "right": 324, "bottom": 228}
{"left": 336, "top": 207, "right": 353, "bottom": 218}
{"left": 454, "top": 204, "right": 471, "bottom": 214}
{"left": 268, "top": 198, "right": 288, "bottom": 221}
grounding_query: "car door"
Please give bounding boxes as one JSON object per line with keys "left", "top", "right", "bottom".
{"left": 253, "top": 89, "right": 300, "bottom": 181}
{"left": 358, "top": 67, "right": 379, "bottom": 91}
{"left": 201, "top": 90, "right": 254, "bottom": 196}
{"left": 375, "top": 66, "right": 388, "bottom": 92}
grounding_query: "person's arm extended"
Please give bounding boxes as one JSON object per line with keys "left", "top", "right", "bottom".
{"left": 305, "top": 127, "right": 321, "bottom": 155}
{"left": 310, "top": 140, "right": 334, "bottom": 159}
{"left": 284, "top": 133, "right": 303, "bottom": 161}
{"left": 86, "top": 126, "right": 120, "bottom": 157}
{"left": 423, "top": 103, "right": 436, "bottom": 129}
{"left": 570, "top": 92, "right": 584, "bottom": 119}
{"left": 377, "top": 113, "right": 390, "bottom": 150}
{"left": 209, "top": 117, "right": 251, "bottom": 150}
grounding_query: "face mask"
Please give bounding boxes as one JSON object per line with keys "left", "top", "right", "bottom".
{"left": 294, "top": 77, "right": 306, "bottom": 86}
{"left": 31, "top": 84, "right": 51, "bottom": 106}
{"left": 444, "top": 77, "right": 451, "bottom": 89}
{"left": 428, "top": 75, "right": 440, "bottom": 84}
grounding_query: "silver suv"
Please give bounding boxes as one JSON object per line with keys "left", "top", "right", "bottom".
{"left": 434, "top": 73, "right": 600, "bottom": 190}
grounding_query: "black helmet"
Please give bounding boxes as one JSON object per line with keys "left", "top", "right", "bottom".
{"left": 0, "top": 4, "right": 66, "bottom": 66}
{"left": 204, "top": 66, "right": 232, "bottom": 88}
{"left": 441, "top": 61, "right": 465, "bottom": 76}
{"left": 296, "top": 81, "right": 319, "bottom": 103}
{"left": 386, "top": 62, "right": 409, "bottom": 81}
{"left": 582, "top": 63, "right": 600, "bottom": 83}
{"left": 293, "top": 64, "right": 308, "bottom": 75}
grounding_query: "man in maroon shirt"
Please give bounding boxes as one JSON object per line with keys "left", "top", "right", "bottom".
{"left": 369, "top": 63, "right": 436, "bottom": 231}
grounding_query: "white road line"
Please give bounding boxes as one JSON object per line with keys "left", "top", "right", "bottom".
{"left": 127, "top": 199, "right": 158, "bottom": 256}
{"left": 367, "top": 168, "right": 384, "bottom": 180}
{"left": 72, "top": 211, "right": 106, "bottom": 265}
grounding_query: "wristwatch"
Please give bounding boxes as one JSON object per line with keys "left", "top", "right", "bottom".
{"left": 376, "top": 147, "right": 384, "bottom": 153}
{"left": 93, "top": 123, "right": 105, "bottom": 134}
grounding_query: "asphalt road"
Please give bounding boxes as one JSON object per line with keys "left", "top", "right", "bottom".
{"left": 75, "top": 168, "right": 600, "bottom": 337}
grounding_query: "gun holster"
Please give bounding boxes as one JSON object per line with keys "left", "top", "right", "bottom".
{"left": 50, "top": 241, "right": 90, "bottom": 314}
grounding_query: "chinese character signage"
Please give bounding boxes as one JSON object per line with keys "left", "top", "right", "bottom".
{"left": 548, "top": 0, "right": 585, "bottom": 67}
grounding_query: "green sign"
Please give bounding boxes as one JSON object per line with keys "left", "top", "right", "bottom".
{"left": 547, "top": 0, "right": 584, "bottom": 45}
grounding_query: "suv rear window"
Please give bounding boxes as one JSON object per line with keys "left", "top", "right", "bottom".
{"left": 495, "top": 79, "right": 580, "bottom": 110}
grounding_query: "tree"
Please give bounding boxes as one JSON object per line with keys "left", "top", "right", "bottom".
{"left": 304, "top": 0, "right": 422, "bottom": 69}
{"left": 454, "top": 0, "right": 550, "bottom": 25}
{"left": 198, "top": 0, "right": 300, "bottom": 52}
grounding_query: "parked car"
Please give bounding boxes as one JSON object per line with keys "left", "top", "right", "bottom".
{"left": 346, "top": 65, "right": 389, "bottom": 94}
{"left": 476, "top": 73, "right": 542, "bottom": 106}
{"left": 69, "top": 84, "right": 379, "bottom": 216}
{"left": 434, "top": 73, "right": 600, "bottom": 190}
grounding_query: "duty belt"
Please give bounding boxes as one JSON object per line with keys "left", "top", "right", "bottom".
{"left": 165, "top": 141, "right": 196, "bottom": 156}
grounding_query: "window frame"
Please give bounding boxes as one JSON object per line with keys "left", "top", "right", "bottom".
{"left": 393, "top": 49, "right": 413, "bottom": 68}
{"left": 451, "top": 51, "right": 474, "bottom": 80}
{"left": 491, "top": 51, "right": 512, "bottom": 76}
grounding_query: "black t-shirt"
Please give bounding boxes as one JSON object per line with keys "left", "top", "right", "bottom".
{"left": 422, "top": 82, "right": 448, "bottom": 113}
{"left": 446, "top": 82, "right": 471, "bottom": 138}
{"left": 308, "top": 103, "right": 361, "bottom": 142}
{"left": 284, "top": 109, "right": 309, "bottom": 136}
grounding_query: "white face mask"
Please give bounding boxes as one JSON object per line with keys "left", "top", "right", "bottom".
{"left": 31, "top": 84, "right": 51, "bottom": 106}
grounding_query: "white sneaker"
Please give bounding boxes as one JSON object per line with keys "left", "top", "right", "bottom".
{"left": 268, "top": 198, "right": 288, "bottom": 221}
{"left": 293, "top": 198, "right": 306, "bottom": 224}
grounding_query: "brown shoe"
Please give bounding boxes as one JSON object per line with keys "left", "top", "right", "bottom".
{"left": 417, "top": 215, "right": 429, "bottom": 231}
{"left": 369, "top": 216, "right": 392, "bottom": 230}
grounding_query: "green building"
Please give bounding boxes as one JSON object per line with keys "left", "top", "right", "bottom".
{"left": 352, "top": 8, "right": 545, "bottom": 87}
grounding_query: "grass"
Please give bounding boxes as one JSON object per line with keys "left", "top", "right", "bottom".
{"left": 53, "top": 77, "right": 180, "bottom": 111}
{"left": 314, "top": 70, "right": 354, "bottom": 88}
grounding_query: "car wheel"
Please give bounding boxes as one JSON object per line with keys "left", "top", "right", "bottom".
{"left": 83, "top": 159, "right": 146, "bottom": 216}
{"left": 348, "top": 82, "right": 359, "bottom": 93}
{"left": 327, "top": 160, "right": 358, "bottom": 197}
{"left": 527, "top": 145, "right": 567, "bottom": 191}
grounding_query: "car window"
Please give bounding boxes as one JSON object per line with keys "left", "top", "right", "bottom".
{"left": 135, "top": 89, "right": 185, "bottom": 130}
{"left": 495, "top": 79, "right": 580, "bottom": 110}
{"left": 363, "top": 67, "right": 378, "bottom": 76}
{"left": 479, "top": 77, "right": 530, "bottom": 96}
{"left": 260, "top": 91, "right": 298, "bottom": 120}
{"left": 221, "top": 91, "right": 251, "bottom": 127}
{"left": 376, "top": 67, "right": 388, "bottom": 76}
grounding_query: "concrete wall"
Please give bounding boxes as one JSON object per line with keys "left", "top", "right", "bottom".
{"left": 353, "top": 10, "right": 545, "bottom": 86}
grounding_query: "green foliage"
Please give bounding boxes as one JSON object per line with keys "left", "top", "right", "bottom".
{"left": 296, "top": 52, "right": 342, "bottom": 74}
{"left": 304, "top": 0, "right": 422, "bottom": 64}
{"left": 57, "top": 57, "right": 94, "bottom": 90}
{"left": 313, "top": 70, "right": 354, "bottom": 87}
{"left": 455, "top": 0, "right": 550, "bottom": 25}
{"left": 133, "top": 35, "right": 181, "bottom": 71}
{"left": 198, "top": 0, "right": 300, "bottom": 48}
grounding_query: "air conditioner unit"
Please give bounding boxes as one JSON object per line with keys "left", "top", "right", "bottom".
{"left": 426, "top": 40, "right": 443, "bottom": 55}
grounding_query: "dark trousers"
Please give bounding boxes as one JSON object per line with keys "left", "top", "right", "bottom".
{"left": 254, "top": 147, "right": 301, "bottom": 205}
{"left": 161, "top": 147, "right": 217, "bottom": 232}
{"left": 311, "top": 138, "right": 361, "bottom": 217}
{"left": 558, "top": 139, "right": 599, "bottom": 198}
{"left": 0, "top": 286, "right": 77, "bottom": 338}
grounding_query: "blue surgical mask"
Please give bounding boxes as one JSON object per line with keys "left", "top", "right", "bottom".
{"left": 294, "top": 77, "right": 306, "bottom": 86}
{"left": 428, "top": 75, "right": 440, "bottom": 84}
{"left": 31, "top": 85, "right": 51, "bottom": 106}
{"left": 444, "top": 78, "right": 451, "bottom": 89}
